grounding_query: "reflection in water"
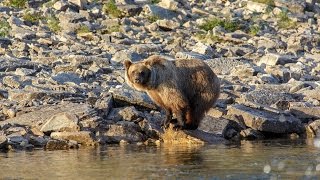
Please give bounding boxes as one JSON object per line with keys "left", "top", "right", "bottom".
{"left": 0, "top": 139, "right": 319, "bottom": 179}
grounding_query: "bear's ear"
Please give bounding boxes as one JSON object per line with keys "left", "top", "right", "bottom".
{"left": 144, "top": 55, "right": 165, "bottom": 67}
{"left": 123, "top": 60, "right": 132, "bottom": 69}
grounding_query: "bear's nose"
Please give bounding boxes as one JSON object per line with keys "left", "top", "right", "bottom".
{"left": 134, "top": 77, "right": 141, "bottom": 83}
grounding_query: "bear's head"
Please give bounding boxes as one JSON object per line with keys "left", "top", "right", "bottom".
{"left": 124, "top": 60, "right": 152, "bottom": 90}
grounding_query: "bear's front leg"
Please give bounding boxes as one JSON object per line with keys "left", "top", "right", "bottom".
{"left": 161, "top": 109, "right": 172, "bottom": 129}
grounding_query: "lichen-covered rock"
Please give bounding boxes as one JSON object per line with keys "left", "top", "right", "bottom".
{"left": 161, "top": 125, "right": 226, "bottom": 145}
{"left": 50, "top": 131, "right": 95, "bottom": 146}
{"left": 290, "top": 106, "right": 320, "bottom": 120}
{"left": 306, "top": 120, "right": 320, "bottom": 138}
{"left": 45, "top": 139, "right": 70, "bottom": 150}
{"left": 0, "top": 135, "right": 7, "bottom": 149}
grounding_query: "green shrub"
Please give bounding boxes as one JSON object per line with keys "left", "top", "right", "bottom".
{"left": 277, "top": 11, "right": 296, "bottom": 29}
{"left": 147, "top": 15, "right": 160, "bottom": 23}
{"left": 101, "top": 24, "right": 120, "bottom": 34}
{"left": 43, "top": 0, "right": 59, "bottom": 7}
{"left": 0, "top": 20, "right": 10, "bottom": 37}
{"left": 47, "top": 16, "right": 61, "bottom": 33}
{"left": 103, "top": 0, "right": 122, "bottom": 18}
{"left": 4, "top": 0, "right": 27, "bottom": 8}
{"left": 249, "top": 24, "right": 260, "bottom": 36}
{"left": 151, "top": 0, "right": 160, "bottom": 4}
{"left": 199, "top": 18, "right": 239, "bottom": 32}
{"left": 23, "top": 11, "right": 44, "bottom": 24}
{"left": 76, "top": 25, "right": 90, "bottom": 34}
{"left": 251, "top": 0, "right": 274, "bottom": 6}
{"left": 195, "top": 32, "right": 222, "bottom": 43}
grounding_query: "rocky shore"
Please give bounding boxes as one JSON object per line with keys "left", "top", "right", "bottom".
{"left": 0, "top": 0, "right": 319, "bottom": 151}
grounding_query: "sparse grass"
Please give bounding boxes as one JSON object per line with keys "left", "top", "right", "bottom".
{"left": 0, "top": 20, "right": 10, "bottom": 37}
{"left": 277, "top": 11, "right": 297, "bottom": 29}
{"left": 195, "top": 32, "right": 223, "bottom": 43}
{"left": 101, "top": 24, "right": 120, "bottom": 34}
{"left": 43, "top": 0, "right": 59, "bottom": 7}
{"left": 108, "top": 24, "right": 120, "bottom": 33}
{"left": 251, "top": 0, "right": 274, "bottom": 6}
{"left": 23, "top": 11, "right": 44, "bottom": 24}
{"left": 47, "top": 16, "right": 61, "bottom": 33}
{"left": 4, "top": 0, "right": 27, "bottom": 8}
{"left": 103, "top": 0, "right": 123, "bottom": 18}
{"left": 151, "top": 0, "right": 160, "bottom": 4}
{"left": 76, "top": 25, "right": 90, "bottom": 34}
{"left": 199, "top": 18, "right": 239, "bottom": 32}
{"left": 147, "top": 15, "right": 160, "bottom": 23}
{"left": 249, "top": 24, "right": 260, "bottom": 36}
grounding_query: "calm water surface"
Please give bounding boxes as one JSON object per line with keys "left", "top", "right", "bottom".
{"left": 1, "top": 139, "right": 320, "bottom": 179}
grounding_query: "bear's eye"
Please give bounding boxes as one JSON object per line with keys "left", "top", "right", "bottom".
{"left": 140, "top": 71, "right": 145, "bottom": 76}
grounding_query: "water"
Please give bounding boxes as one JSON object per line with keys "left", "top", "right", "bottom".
{"left": 1, "top": 139, "right": 320, "bottom": 179}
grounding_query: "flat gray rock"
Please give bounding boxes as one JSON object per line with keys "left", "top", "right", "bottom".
{"left": 40, "top": 112, "right": 80, "bottom": 133}
{"left": 227, "top": 104, "right": 303, "bottom": 134}
{"left": 109, "top": 86, "right": 157, "bottom": 110}
{"left": 0, "top": 103, "right": 98, "bottom": 128}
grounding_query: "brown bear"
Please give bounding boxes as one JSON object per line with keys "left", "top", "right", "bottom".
{"left": 124, "top": 55, "right": 220, "bottom": 130}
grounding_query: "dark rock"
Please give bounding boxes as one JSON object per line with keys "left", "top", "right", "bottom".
{"left": 118, "top": 5, "right": 143, "bottom": 17}
{"left": 29, "top": 136, "right": 47, "bottom": 147}
{"left": 138, "top": 114, "right": 162, "bottom": 139}
{"left": 240, "top": 128, "right": 265, "bottom": 140}
{"left": 0, "top": 57, "right": 42, "bottom": 72}
{"left": 45, "top": 139, "right": 70, "bottom": 150}
{"left": 99, "top": 121, "right": 146, "bottom": 143}
{"left": 95, "top": 94, "right": 113, "bottom": 118}
{"left": 199, "top": 116, "right": 242, "bottom": 139}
